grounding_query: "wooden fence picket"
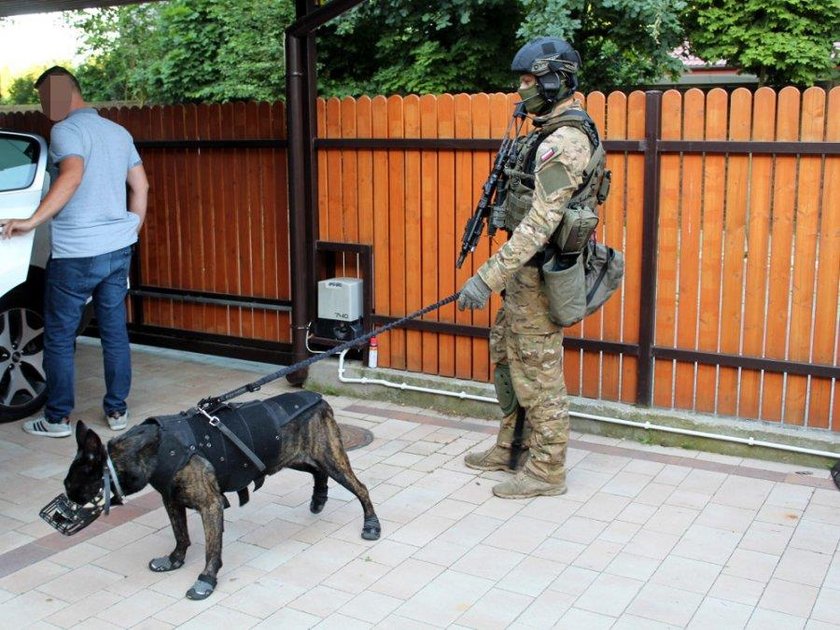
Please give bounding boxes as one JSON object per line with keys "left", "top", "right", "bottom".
{"left": 674, "top": 89, "right": 704, "bottom": 410}
{"left": 738, "top": 88, "right": 774, "bottom": 418}
{"left": 581, "top": 91, "right": 606, "bottom": 400}
{"left": 387, "top": 95, "right": 407, "bottom": 370}
{"left": 404, "top": 95, "right": 423, "bottom": 373}
{"left": 453, "top": 93, "right": 474, "bottom": 380}
{"left": 718, "top": 89, "right": 752, "bottom": 416}
{"left": 785, "top": 88, "right": 825, "bottom": 424}
{"left": 762, "top": 88, "right": 801, "bottom": 421}
{"left": 810, "top": 88, "right": 840, "bottom": 429}
{"left": 420, "top": 94, "right": 440, "bottom": 375}
{"left": 370, "top": 95, "right": 392, "bottom": 367}
{"left": 470, "top": 93, "right": 491, "bottom": 383}
{"left": 436, "top": 94, "right": 457, "bottom": 378}
{"left": 653, "top": 90, "right": 682, "bottom": 408}
{"left": 600, "top": 90, "right": 627, "bottom": 401}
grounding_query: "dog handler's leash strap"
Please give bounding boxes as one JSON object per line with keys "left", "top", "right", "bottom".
{"left": 198, "top": 292, "right": 461, "bottom": 411}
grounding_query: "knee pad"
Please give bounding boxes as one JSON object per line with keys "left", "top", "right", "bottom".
{"left": 494, "top": 363, "right": 519, "bottom": 416}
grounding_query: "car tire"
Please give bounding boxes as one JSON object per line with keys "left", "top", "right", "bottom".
{"left": 0, "top": 278, "right": 47, "bottom": 423}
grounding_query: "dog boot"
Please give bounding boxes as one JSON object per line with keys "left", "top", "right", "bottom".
{"left": 186, "top": 573, "right": 217, "bottom": 600}
{"left": 149, "top": 555, "right": 184, "bottom": 572}
{"left": 464, "top": 445, "right": 527, "bottom": 472}
{"left": 492, "top": 469, "right": 567, "bottom": 499}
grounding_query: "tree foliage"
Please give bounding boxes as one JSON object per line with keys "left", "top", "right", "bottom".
{"left": 319, "top": 0, "right": 686, "bottom": 95}
{"left": 70, "top": 6, "right": 158, "bottom": 102}
{"left": 516, "top": 0, "right": 686, "bottom": 92}
{"left": 317, "top": 1, "right": 525, "bottom": 96}
{"left": 683, "top": 0, "right": 839, "bottom": 87}
{"left": 70, "top": 0, "right": 293, "bottom": 104}
{"left": 1, "top": 72, "right": 40, "bottom": 105}
{"left": 62, "top": 0, "right": 837, "bottom": 105}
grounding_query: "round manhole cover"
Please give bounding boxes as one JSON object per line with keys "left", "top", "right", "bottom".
{"left": 339, "top": 424, "right": 374, "bottom": 451}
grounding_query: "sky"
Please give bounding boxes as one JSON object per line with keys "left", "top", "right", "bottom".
{"left": 0, "top": 13, "right": 85, "bottom": 77}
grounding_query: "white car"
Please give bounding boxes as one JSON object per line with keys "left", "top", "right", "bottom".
{"left": 0, "top": 130, "right": 53, "bottom": 421}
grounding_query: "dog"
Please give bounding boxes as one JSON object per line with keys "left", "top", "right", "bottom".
{"left": 62, "top": 391, "right": 380, "bottom": 600}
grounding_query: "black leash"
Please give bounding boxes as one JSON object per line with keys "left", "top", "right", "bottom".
{"left": 197, "top": 292, "right": 461, "bottom": 411}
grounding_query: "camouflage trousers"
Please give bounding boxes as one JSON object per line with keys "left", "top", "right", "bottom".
{"left": 489, "top": 267, "right": 570, "bottom": 484}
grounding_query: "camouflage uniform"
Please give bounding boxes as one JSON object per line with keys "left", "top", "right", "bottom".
{"left": 477, "top": 99, "right": 592, "bottom": 485}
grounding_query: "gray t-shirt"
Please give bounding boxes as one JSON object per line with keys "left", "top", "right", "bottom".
{"left": 48, "top": 108, "right": 142, "bottom": 258}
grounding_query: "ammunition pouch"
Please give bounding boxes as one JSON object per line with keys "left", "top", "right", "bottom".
{"left": 501, "top": 109, "right": 609, "bottom": 242}
{"left": 541, "top": 251, "right": 587, "bottom": 327}
{"left": 542, "top": 240, "right": 625, "bottom": 327}
{"left": 553, "top": 204, "right": 599, "bottom": 254}
{"left": 493, "top": 363, "right": 519, "bottom": 416}
{"left": 503, "top": 184, "right": 534, "bottom": 232}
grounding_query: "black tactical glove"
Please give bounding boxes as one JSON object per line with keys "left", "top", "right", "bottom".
{"left": 457, "top": 275, "right": 492, "bottom": 311}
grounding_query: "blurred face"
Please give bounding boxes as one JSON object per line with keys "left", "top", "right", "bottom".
{"left": 518, "top": 73, "right": 537, "bottom": 91}
{"left": 38, "top": 74, "right": 76, "bottom": 122}
{"left": 517, "top": 73, "right": 548, "bottom": 114}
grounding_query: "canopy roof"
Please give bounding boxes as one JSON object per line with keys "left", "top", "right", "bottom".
{"left": 0, "top": 0, "right": 161, "bottom": 17}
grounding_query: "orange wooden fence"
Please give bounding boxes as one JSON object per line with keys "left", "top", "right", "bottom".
{"left": 315, "top": 87, "right": 839, "bottom": 430}
{"left": 2, "top": 86, "right": 838, "bottom": 430}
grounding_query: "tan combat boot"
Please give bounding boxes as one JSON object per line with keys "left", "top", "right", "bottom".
{"left": 464, "top": 445, "right": 527, "bottom": 472}
{"left": 492, "top": 468, "right": 567, "bottom": 499}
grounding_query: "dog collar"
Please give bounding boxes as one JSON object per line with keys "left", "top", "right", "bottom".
{"left": 103, "top": 445, "right": 125, "bottom": 514}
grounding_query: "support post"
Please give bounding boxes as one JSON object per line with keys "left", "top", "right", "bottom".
{"left": 285, "top": 32, "right": 311, "bottom": 385}
{"left": 284, "top": 0, "right": 367, "bottom": 385}
{"left": 635, "top": 91, "right": 663, "bottom": 406}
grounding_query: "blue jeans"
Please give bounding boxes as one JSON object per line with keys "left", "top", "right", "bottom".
{"left": 43, "top": 246, "right": 133, "bottom": 422}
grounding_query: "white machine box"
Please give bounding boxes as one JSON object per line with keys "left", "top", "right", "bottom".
{"left": 317, "top": 277, "right": 363, "bottom": 322}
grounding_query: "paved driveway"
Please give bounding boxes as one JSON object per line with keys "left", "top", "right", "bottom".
{"left": 0, "top": 339, "right": 838, "bottom": 629}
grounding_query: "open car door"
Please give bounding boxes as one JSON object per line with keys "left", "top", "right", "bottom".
{"left": 0, "top": 130, "right": 48, "bottom": 296}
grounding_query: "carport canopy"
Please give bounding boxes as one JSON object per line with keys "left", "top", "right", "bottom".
{"left": 0, "top": 0, "right": 163, "bottom": 17}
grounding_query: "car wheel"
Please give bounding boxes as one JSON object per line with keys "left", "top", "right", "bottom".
{"left": 0, "top": 293, "right": 47, "bottom": 423}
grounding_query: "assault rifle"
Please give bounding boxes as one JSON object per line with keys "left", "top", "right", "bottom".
{"left": 456, "top": 102, "right": 527, "bottom": 268}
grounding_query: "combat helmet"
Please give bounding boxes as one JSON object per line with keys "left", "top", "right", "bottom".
{"left": 511, "top": 37, "right": 581, "bottom": 110}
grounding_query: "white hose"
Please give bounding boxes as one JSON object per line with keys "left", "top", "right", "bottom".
{"left": 337, "top": 350, "right": 840, "bottom": 461}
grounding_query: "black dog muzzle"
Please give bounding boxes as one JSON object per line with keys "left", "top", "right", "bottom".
{"left": 40, "top": 490, "right": 107, "bottom": 535}
{"left": 40, "top": 452, "right": 125, "bottom": 536}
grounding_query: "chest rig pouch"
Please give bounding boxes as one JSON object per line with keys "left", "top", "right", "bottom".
{"left": 145, "top": 391, "right": 323, "bottom": 507}
{"left": 493, "top": 107, "right": 623, "bottom": 327}
{"left": 494, "top": 108, "right": 610, "bottom": 253}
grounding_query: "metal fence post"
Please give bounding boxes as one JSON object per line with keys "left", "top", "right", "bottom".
{"left": 636, "top": 90, "right": 663, "bottom": 406}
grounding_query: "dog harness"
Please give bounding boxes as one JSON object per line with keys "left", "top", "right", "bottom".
{"left": 145, "top": 391, "right": 323, "bottom": 506}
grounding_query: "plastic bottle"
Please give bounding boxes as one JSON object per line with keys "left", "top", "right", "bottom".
{"left": 368, "top": 336, "right": 378, "bottom": 368}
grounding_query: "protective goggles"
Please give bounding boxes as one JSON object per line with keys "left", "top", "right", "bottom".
{"left": 531, "top": 56, "right": 578, "bottom": 77}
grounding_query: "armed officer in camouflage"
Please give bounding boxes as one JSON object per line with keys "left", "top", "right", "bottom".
{"left": 457, "top": 37, "right": 606, "bottom": 499}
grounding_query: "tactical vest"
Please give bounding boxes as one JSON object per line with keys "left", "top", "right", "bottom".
{"left": 497, "top": 107, "right": 609, "bottom": 250}
{"left": 145, "top": 391, "right": 323, "bottom": 506}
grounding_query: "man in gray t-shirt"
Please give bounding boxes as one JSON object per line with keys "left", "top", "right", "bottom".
{"left": 0, "top": 66, "right": 149, "bottom": 438}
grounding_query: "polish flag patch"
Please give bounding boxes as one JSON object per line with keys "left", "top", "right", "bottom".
{"left": 539, "top": 148, "right": 556, "bottom": 162}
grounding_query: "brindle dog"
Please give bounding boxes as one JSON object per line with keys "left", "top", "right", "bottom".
{"left": 65, "top": 397, "right": 380, "bottom": 600}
